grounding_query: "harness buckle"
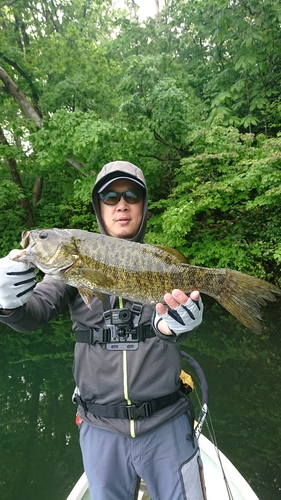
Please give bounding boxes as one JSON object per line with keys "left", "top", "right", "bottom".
{"left": 126, "top": 402, "right": 152, "bottom": 420}
{"left": 131, "top": 303, "right": 143, "bottom": 316}
{"left": 89, "top": 328, "right": 111, "bottom": 344}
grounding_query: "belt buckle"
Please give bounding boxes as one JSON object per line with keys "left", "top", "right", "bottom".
{"left": 140, "top": 402, "right": 152, "bottom": 417}
{"left": 126, "top": 402, "right": 152, "bottom": 419}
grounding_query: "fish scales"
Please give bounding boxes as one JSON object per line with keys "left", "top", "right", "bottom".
{"left": 62, "top": 234, "right": 191, "bottom": 302}
{"left": 15, "top": 228, "right": 281, "bottom": 333}
{"left": 46, "top": 232, "right": 228, "bottom": 303}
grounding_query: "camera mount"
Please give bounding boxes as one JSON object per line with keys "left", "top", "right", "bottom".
{"left": 103, "top": 305, "right": 143, "bottom": 351}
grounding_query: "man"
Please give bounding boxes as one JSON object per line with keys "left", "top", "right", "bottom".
{"left": 0, "top": 161, "right": 205, "bottom": 500}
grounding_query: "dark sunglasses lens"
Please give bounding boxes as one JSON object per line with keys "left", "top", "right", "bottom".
{"left": 124, "top": 190, "right": 142, "bottom": 203}
{"left": 100, "top": 189, "right": 143, "bottom": 205}
{"left": 99, "top": 192, "right": 120, "bottom": 205}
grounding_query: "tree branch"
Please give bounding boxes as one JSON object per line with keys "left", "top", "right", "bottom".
{"left": 32, "top": 177, "right": 43, "bottom": 207}
{"left": 0, "top": 66, "right": 42, "bottom": 129}
{"left": 66, "top": 158, "right": 95, "bottom": 177}
{"left": 153, "top": 129, "right": 190, "bottom": 156}
{"left": 0, "top": 54, "right": 41, "bottom": 108}
{"left": 0, "top": 126, "right": 34, "bottom": 227}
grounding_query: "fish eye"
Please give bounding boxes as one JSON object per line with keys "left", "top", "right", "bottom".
{"left": 39, "top": 231, "right": 48, "bottom": 240}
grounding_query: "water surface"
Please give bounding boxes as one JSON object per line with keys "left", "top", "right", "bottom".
{"left": 0, "top": 297, "right": 280, "bottom": 500}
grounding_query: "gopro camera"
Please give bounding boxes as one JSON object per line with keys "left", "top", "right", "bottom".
{"left": 109, "top": 308, "right": 133, "bottom": 329}
{"left": 103, "top": 308, "right": 139, "bottom": 351}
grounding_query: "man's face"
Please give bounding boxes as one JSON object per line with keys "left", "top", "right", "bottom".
{"left": 99, "top": 179, "right": 144, "bottom": 239}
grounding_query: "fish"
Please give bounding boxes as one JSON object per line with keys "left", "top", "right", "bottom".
{"left": 14, "top": 228, "right": 281, "bottom": 334}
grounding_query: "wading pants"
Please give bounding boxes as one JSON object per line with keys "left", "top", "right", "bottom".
{"left": 79, "top": 413, "right": 207, "bottom": 500}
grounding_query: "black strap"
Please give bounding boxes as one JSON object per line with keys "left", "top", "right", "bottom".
{"left": 74, "top": 391, "right": 183, "bottom": 419}
{"left": 75, "top": 325, "right": 155, "bottom": 344}
{"left": 75, "top": 328, "right": 111, "bottom": 344}
{"left": 101, "top": 293, "right": 111, "bottom": 310}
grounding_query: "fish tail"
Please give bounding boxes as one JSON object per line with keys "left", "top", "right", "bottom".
{"left": 215, "top": 270, "right": 281, "bottom": 333}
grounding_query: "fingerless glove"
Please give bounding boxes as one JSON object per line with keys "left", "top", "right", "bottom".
{"left": 0, "top": 255, "right": 36, "bottom": 309}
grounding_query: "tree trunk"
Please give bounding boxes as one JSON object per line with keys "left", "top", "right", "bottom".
{"left": 0, "top": 127, "right": 34, "bottom": 227}
{"left": 32, "top": 177, "right": 43, "bottom": 207}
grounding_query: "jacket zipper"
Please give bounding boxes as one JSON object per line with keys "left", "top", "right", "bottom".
{"left": 123, "top": 350, "right": 135, "bottom": 437}
{"left": 119, "top": 297, "right": 136, "bottom": 438}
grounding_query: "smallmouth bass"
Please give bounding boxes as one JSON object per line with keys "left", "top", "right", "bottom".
{"left": 14, "top": 228, "right": 281, "bottom": 333}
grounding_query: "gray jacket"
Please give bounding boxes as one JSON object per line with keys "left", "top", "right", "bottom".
{"left": 0, "top": 161, "right": 190, "bottom": 437}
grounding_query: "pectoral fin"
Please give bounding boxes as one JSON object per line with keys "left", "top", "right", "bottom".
{"left": 77, "top": 268, "right": 114, "bottom": 286}
{"left": 78, "top": 287, "right": 106, "bottom": 309}
{"left": 76, "top": 269, "right": 114, "bottom": 309}
{"left": 78, "top": 287, "right": 94, "bottom": 308}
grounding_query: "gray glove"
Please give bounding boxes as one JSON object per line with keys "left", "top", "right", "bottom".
{"left": 154, "top": 295, "right": 203, "bottom": 337}
{"left": 0, "top": 255, "right": 36, "bottom": 309}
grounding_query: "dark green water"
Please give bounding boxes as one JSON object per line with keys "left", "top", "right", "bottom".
{"left": 0, "top": 297, "right": 280, "bottom": 500}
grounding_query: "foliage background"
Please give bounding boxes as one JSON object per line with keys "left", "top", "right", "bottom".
{"left": 1, "top": 3, "right": 281, "bottom": 500}
{"left": 1, "top": 0, "right": 281, "bottom": 286}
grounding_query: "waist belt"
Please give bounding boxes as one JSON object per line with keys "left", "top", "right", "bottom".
{"left": 74, "top": 391, "right": 183, "bottom": 420}
{"left": 75, "top": 325, "right": 155, "bottom": 344}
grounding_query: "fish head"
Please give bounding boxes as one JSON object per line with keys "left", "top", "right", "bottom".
{"left": 16, "top": 228, "right": 79, "bottom": 275}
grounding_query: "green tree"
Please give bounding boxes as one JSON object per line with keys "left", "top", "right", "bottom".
{"left": 1, "top": 0, "right": 281, "bottom": 284}
{"left": 0, "top": 0, "right": 119, "bottom": 250}
{"left": 146, "top": 124, "right": 281, "bottom": 284}
{"left": 155, "top": 0, "right": 281, "bottom": 132}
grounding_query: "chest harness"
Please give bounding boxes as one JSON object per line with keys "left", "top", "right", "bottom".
{"left": 75, "top": 298, "right": 155, "bottom": 351}
{"left": 73, "top": 295, "right": 208, "bottom": 430}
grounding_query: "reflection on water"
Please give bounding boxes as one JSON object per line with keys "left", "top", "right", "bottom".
{"left": 0, "top": 297, "right": 280, "bottom": 500}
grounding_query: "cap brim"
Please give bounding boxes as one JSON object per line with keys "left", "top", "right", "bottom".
{"left": 98, "top": 176, "right": 145, "bottom": 193}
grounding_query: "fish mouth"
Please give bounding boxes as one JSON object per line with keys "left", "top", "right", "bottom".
{"left": 21, "top": 230, "right": 31, "bottom": 249}
{"left": 18, "top": 230, "right": 76, "bottom": 274}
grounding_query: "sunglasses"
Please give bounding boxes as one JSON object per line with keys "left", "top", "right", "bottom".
{"left": 99, "top": 189, "right": 143, "bottom": 205}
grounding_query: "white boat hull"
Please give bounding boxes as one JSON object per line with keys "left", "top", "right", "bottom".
{"left": 66, "top": 434, "right": 259, "bottom": 500}
{"left": 198, "top": 434, "right": 259, "bottom": 500}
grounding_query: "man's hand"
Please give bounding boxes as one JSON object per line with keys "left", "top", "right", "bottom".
{"left": 0, "top": 254, "right": 36, "bottom": 310}
{"left": 155, "top": 289, "right": 203, "bottom": 336}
